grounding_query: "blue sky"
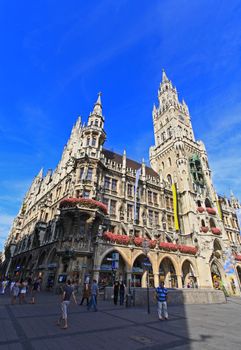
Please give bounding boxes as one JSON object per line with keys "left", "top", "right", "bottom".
{"left": 1, "top": 0, "right": 241, "bottom": 250}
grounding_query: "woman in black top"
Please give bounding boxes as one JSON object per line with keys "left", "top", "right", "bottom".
{"left": 113, "top": 281, "right": 119, "bottom": 305}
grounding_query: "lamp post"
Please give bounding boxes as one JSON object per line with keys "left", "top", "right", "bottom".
{"left": 142, "top": 238, "right": 150, "bottom": 314}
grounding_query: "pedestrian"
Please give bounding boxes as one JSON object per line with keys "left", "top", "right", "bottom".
{"left": 57, "top": 280, "right": 77, "bottom": 329}
{"left": 119, "top": 281, "right": 126, "bottom": 306}
{"left": 1, "top": 279, "right": 8, "bottom": 294}
{"left": 79, "top": 283, "right": 90, "bottom": 306}
{"left": 30, "top": 278, "right": 41, "bottom": 304}
{"left": 87, "top": 279, "right": 98, "bottom": 312}
{"left": 19, "top": 279, "right": 27, "bottom": 304}
{"left": 155, "top": 281, "right": 168, "bottom": 320}
{"left": 11, "top": 281, "right": 20, "bottom": 305}
{"left": 113, "top": 281, "right": 119, "bottom": 305}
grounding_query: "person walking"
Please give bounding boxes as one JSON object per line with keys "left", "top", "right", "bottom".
{"left": 87, "top": 279, "right": 98, "bottom": 312}
{"left": 113, "top": 281, "right": 119, "bottom": 305}
{"left": 11, "top": 281, "right": 20, "bottom": 305}
{"left": 119, "top": 281, "right": 126, "bottom": 306}
{"left": 156, "top": 281, "right": 168, "bottom": 320}
{"left": 79, "top": 283, "right": 90, "bottom": 306}
{"left": 30, "top": 278, "right": 41, "bottom": 304}
{"left": 57, "top": 280, "right": 77, "bottom": 329}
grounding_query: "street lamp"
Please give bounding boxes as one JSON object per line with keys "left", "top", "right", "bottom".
{"left": 142, "top": 238, "right": 150, "bottom": 314}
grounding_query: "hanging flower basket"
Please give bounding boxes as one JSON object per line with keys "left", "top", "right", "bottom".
{"left": 59, "top": 197, "right": 108, "bottom": 214}
{"left": 206, "top": 207, "right": 216, "bottom": 215}
{"left": 200, "top": 226, "right": 209, "bottom": 233}
{"left": 211, "top": 227, "right": 221, "bottom": 235}
{"left": 197, "top": 207, "right": 205, "bottom": 213}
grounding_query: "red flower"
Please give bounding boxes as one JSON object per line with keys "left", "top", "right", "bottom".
{"left": 235, "top": 255, "right": 241, "bottom": 261}
{"left": 206, "top": 207, "right": 216, "bottom": 215}
{"left": 159, "top": 242, "right": 179, "bottom": 251}
{"left": 211, "top": 227, "right": 221, "bottom": 235}
{"left": 178, "top": 245, "right": 197, "bottom": 255}
{"left": 149, "top": 240, "right": 157, "bottom": 249}
{"left": 102, "top": 232, "right": 130, "bottom": 245}
{"left": 200, "top": 226, "right": 209, "bottom": 233}
{"left": 197, "top": 207, "right": 205, "bottom": 213}
{"left": 133, "top": 237, "right": 144, "bottom": 246}
{"left": 59, "top": 197, "right": 108, "bottom": 214}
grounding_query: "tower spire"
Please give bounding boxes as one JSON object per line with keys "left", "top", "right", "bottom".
{"left": 162, "top": 69, "right": 169, "bottom": 83}
{"left": 93, "top": 92, "right": 102, "bottom": 115}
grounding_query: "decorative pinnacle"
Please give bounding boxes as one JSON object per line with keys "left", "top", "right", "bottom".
{"left": 162, "top": 68, "right": 169, "bottom": 83}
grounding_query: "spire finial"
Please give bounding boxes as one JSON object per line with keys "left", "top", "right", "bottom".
{"left": 93, "top": 92, "right": 102, "bottom": 115}
{"left": 162, "top": 68, "right": 169, "bottom": 82}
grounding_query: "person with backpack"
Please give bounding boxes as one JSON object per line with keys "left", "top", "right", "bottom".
{"left": 155, "top": 281, "right": 168, "bottom": 320}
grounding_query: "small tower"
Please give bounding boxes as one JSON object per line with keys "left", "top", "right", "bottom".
{"left": 82, "top": 93, "right": 106, "bottom": 153}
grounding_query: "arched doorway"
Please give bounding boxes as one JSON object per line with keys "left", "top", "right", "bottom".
{"left": 99, "top": 250, "right": 127, "bottom": 287}
{"left": 132, "top": 254, "right": 154, "bottom": 288}
{"left": 159, "top": 257, "right": 177, "bottom": 288}
{"left": 182, "top": 260, "right": 197, "bottom": 288}
{"left": 210, "top": 262, "right": 223, "bottom": 289}
{"left": 46, "top": 249, "right": 58, "bottom": 289}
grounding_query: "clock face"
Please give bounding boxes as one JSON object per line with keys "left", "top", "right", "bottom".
{"left": 179, "top": 115, "right": 185, "bottom": 122}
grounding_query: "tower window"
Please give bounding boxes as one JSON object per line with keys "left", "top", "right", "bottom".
{"left": 92, "top": 137, "right": 97, "bottom": 146}
{"left": 87, "top": 168, "right": 93, "bottom": 181}
{"left": 94, "top": 119, "right": 99, "bottom": 126}
{"left": 167, "top": 174, "right": 172, "bottom": 185}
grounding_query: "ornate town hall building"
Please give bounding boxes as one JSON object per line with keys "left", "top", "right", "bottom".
{"left": 2, "top": 71, "right": 241, "bottom": 294}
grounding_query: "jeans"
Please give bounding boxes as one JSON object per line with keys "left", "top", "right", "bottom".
{"left": 88, "top": 295, "right": 97, "bottom": 311}
{"left": 157, "top": 301, "right": 168, "bottom": 319}
{"left": 61, "top": 300, "right": 70, "bottom": 319}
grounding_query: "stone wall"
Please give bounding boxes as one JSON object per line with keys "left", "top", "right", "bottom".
{"left": 104, "top": 287, "right": 226, "bottom": 305}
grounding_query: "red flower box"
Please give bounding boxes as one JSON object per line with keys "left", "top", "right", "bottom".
{"left": 102, "top": 232, "right": 130, "bottom": 245}
{"left": 178, "top": 245, "right": 197, "bottom": 255}
{"left": 211, "top": 227, "right": 221, "bottom": 235}
{"left": 159, "top": 242, "right": 179, "bottom": 251}
{"left": 149, "top": 240, "right": 157, "bottom": 249}
{"left": 59, "top": 197, "right": 108, "bottom": 214}
{"left": 206, "top": 207, "right": 216, "bottom": 215}
{"left": 159, "top": 242, "right": 198, "bottom": 255}
{"left": 197, "top": 207, "right": 205, "bottom": 213}
{"left": 133, "top": 237, "right": 144, "bottom": 247}
{"left": 235, "top": 255, "right": 241, "bottom": 261}
{"left": 200, "top": 226, "right": 209, "bottom": 233}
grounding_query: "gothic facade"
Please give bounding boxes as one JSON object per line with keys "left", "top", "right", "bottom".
{"left": 2, "top": 71, "right": 241, "bottom": 294}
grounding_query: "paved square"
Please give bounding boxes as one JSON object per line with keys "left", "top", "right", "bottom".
{"left": 0, "top": 292, "right": 240, "bottom": 350}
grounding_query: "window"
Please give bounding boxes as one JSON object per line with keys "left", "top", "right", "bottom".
{"left": 87, "top": 137, "right": 90, "bottom": 146}
{"left": 79, "top": 168, "right": 84, "bottom": 180}
{"left": 167, "top": 174, "right": 172, "bottom": 185}
{"left": 154, "top": 212, "right": 159, "bottom": 226}
{"left": 127, "top": 184, "right": 133, "bottom": 197}
{"left": 110, "top": 200, "right": 116, "bottom": 215}
{"left": 127, "top": 204, "right": 133, "bottom": 220}
{"left": 104, "top": 177, "right": 111, "bottom": 189}
{"left": 153, "top": 193, "right": 158, "bottom": 205}
{"left": 103, "top": 197, "right": 109, "bottom": 208}
{"left": 94, "top": 119, "right": 99, "bottom": 126}
{"left": 149, "top": 210, "right": 153, "bottom": 226}
{"left": 111, "top": 179, "right": 117, "bottom": 192}
{"left": 148, "top": 191, "right": 152, "bottom": 203}
{"left": 168, "top": 157, "right": 172, "bottom": 166}
{"left": 83, "top": 190, "right": 90, "bottom": 198}
{"left": 92, "top": 137, "right": 97, "bottom": 147}
{"left": 87, "top": 168, "right": 93, "bottom": 180}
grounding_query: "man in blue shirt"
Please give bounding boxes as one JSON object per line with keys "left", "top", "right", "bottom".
{"left": 156, "top": 281, "right": 168, "bottom": 320}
